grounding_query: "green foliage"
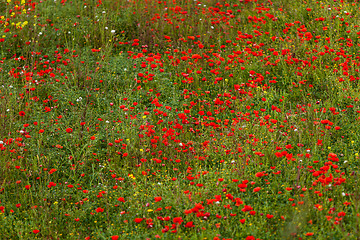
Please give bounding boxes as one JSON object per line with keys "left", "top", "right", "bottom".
{"left": 0, "top": 0, "right": 359, "bottom": 239}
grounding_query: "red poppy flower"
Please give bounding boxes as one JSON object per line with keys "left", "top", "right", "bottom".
{"left": 66, "top": 128, "right": 73, "bottom": 133}
{"left": 19, "top": 111, "right": 25, "bottom": 116}
{"left": 154, "top": 196, "right": 162, "bottom": 202}
{"left": 173, "top": 217, "right": 183, "bottom": 225}
{"left": 253, "top": 187, "right": 261, "bottom": 192}
{"left": 185, "top": 221, "right": 194, "bottom": 228}
{"left": 242, "top": 205, "right": 253, "bottom": 212}
{"left": 33, "top": 229, "right": 40, "bottom": 234}
{"left": 95, "top": 207, "right": 104, "bottom": 213}
{"left": 134, "top": 218, "right": 143, "bottom": 223}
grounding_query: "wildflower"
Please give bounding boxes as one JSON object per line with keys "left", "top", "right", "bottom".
{"left": 246, "top": 236, "right": 255, "bottom": 240}
{"left": 154, "top": 197, "right": 162, "bottom": 202}
{"left": 338, "top": 212, "right": 346, "bottom": 217}
{"left": 173, "top": 217, "right": 183, "bottom": 225}
{"left": 242, "top": 205, "right": 253, "bottom": 212}
{"left": 253, "top": 187, "right": 261, "bottom": 192}
{"left": 134, "top": 218, "right": 143, "bottom": 223}
{"left": 185, "top": 221, "right": 194, "bottom": 228}
{"left": 95, "top": 207, "right": 104, "bottom": 213}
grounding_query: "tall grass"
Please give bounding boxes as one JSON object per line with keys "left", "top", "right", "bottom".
{"left": 0, "top": 0, "right": 359, "bottom": 239}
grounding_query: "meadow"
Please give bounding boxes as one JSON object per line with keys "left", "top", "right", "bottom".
{"left": 0, "top": 0, "right": 360, "bottom": 239}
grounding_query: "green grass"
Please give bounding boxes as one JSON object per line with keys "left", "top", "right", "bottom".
{"left": 0, "top": 0, "right": 360, "bottom": 239}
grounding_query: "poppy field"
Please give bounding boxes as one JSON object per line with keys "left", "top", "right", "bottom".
{"left": 1, "top": 0, "right": 360, "bottom": 239}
